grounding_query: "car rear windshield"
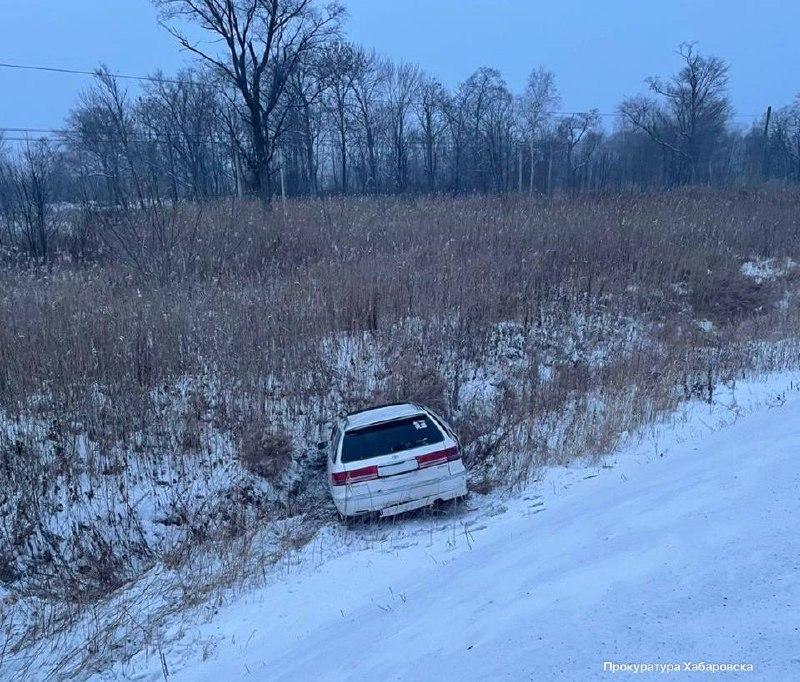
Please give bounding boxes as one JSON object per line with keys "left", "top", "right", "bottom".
{"left": 341, "top": 415, "right": 444, "bottom": 463}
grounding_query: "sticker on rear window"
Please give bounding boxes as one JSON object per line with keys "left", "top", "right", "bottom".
{"left": 413, "top": 419, "right": 428, "bottom": 430}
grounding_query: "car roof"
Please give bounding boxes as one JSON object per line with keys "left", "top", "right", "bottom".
{"left": 344, "top": 402, "right": 427, "bottom": 431}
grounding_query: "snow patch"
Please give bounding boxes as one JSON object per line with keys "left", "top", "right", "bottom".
{"left": 740, "top": 257, "right": 796, "bottom": 283}
{"left": 697, "top": 318, "right": 715, "bottom": 333}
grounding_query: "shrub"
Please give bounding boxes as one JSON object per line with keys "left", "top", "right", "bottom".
{"left": 689, "top": 269, "right": 778, "bottom": 322}
{"left": 383, "top": 355, "right": 449, "bottom": 416}
{"left": 238, "top": 426, "right": 293, "bottom": 484}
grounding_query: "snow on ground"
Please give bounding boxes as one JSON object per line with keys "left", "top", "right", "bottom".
{"left": 102, "top": 371, "right": 800, "bottom": 682}
{"left": 741, "top": 257, "right": 797, "bottom": 283}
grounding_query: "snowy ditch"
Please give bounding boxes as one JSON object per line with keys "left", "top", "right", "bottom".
{"left": 4, "top": 365, "right": 800, "bottom": 680}
{"left": 0, "top": 305, "right": 645, "bottom": 597}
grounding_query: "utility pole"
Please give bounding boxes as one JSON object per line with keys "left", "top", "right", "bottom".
{"left": 762, "top": 105, "right": 772, "bottom": 180}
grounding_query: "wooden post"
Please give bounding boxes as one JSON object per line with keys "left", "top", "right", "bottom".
{"left": 762, "top": 105, "right": 772, "bottom": 180}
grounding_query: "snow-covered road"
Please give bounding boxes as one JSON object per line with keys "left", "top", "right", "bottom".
{"left": 127, "top": 376, "right": 800, "bottom": 681}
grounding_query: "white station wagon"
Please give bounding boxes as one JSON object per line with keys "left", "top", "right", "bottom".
{"left": 324, "top": 403, "right": 467, "bottom": 519}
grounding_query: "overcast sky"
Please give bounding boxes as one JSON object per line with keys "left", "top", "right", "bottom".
{"left": 1, "top": 0, "right": 798, "bottom": 136}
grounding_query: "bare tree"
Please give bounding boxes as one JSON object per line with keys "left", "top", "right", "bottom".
{"left": 773, "top": 96, "right": 800, "bottom": 181}
{"left": 139, "top": 70, "right": 227, "bottom": 199}
{"left": 350, "top": 47, "right": 387, "bottom": 192}
{"left": 519, "top": 67, "right": 560, "bottom": 194}
{"left": 286, "top": 55, "right": 327, "bottom": 194}
{"left": 68, "top": 69, "right": 149, "bottom": 209}
{"left": 416, "top": 74, "right": 447, "bottom": 192}
{"left": 320, "top": 41, "right": 358, "bottom": 194}
{"left": 155, "top": 0, "right": 343, "bottom": 200}
{"left": 556, "top": 110, "right": 601, "bottom": 192}
{"left": 619, "top": 42, "right": 731, "bottom": 184}
{"left": 458, "top": 68, "right": 515, "bottom": 192}
{"left": 3, "top": 141, "right": 59, "bottom": 261}
{"left": 0, "top": 145, "right": 17, "bottom": 250}
{"left": 386, "top": 62, "right": 420, "bottom": 192}
{"left": 442, "top": 88, "right": 468, "bottom": 192}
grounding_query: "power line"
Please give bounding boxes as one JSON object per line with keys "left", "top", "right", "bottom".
{"left": 1, "top": 138, "right": 232, "bottom": 147}
{"left": 0, "top": 60, "right": 769, "bottom": 120}
{"left": 0, "top": 126, "right": 229, "bottom": 144}
{"left": 0, "top": 127, "right": 66, "bottom": 134}
{"left": 2, "top": 135, "right": 68, "bottom": 142}
{"left": 0, "top": 61, "right": 199, "bottom": 86}
{"left": 0, "top": 61, "right": 206, "bottom": 87}
{"left": 546, "top": 109, "right": 762, "bottom": 120}
{"left": 0, "top": 130, "right": 233, "bottom": 146}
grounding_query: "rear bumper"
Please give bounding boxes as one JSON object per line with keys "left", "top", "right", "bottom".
{"left": 330, "top": 465, "right": 467, "bottom": 518}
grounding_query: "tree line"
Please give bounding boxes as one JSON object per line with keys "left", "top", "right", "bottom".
{"left": 1, "top": 0, "right": 800, "bottom": 256}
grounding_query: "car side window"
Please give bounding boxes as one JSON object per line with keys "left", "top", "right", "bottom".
{"left": 426, "top": 408, "right": 457, "bottom": 443}
{"left": 330, "top": 426, "right": 340, "bottom": 463}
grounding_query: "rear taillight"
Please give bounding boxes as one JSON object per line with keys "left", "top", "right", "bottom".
{"left": 416, "top": 446, "right": 460, "bottom": 468}
{"left": 331, "top": 465, "right": 379, "bottom": 486}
